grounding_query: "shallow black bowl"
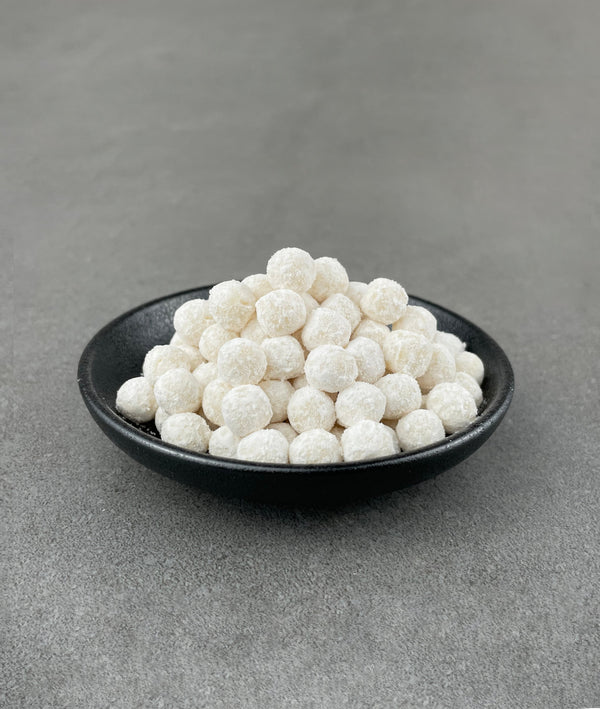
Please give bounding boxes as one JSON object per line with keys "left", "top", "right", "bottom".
{"left": 78, "top": 286, "right": 514, "bottom": 505}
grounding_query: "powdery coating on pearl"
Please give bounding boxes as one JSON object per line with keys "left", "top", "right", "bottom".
{"left": 345, "top": 337, "right": 386, "bottom": 384}
{"left": 154, "top": 368, "right": 202, "bottom": 415}
{"left": 242, "top": 273, "right": 273, "bottom": 300}
{"left": 241, "top": 317, "right": 267, "bottom": 344}
{"left": 221, "top": 385, "right": 273, "bottom": 438}
{"left": 287, "top": 386, "right": 336, "bottom": 433}
{"left": 208, "top": 280, "right": 256, "bottom": 332}
{"left": 266, "top": 247, "right": 316, "bottom": 293}
{"left": 392, "top": 305, "right": 437, "bottom": 341}
{"left": 260, "top": 379, "right": 294, "bottom": 423}
{"left": 300, "top": 292, "right": 319, "bottom": 317}
{"left": 199, "top": 324, "right": 238, "bottom": 362}
{"left": 435, "top": 331, "right": 466, "bottom": 356}
{"left": 170, "top": 332, "right": 188, "bottom": 347}
{"left": 191, "top": 361, "right": 219, "bottom": 398}
{"left": 143, "top": 345, "right": 192, "bottom": 385}
{"left": 256, "top": 289, "right": 307, "bottom": 337}
{"left": 116, "top": 377, "right": 157, "bottom": 423}
{"left": 174, "top": 344, "right": 205, "bottom": 370}
{"left": 455, "top": 351, "right": 485, "bottom": 385}
{"left": 261, "top": 336, "right": 305, "bottom": 380}
{"left": 267, "top": 422, "right": 298, "bottom": 444}
{"left": 455, "top": 372, "right": 483, "bottom": 407}
{"left": 160, "top": 412, "right": 211, "bottom": 453}
{"left": 154, "top": 407, "right": 169, "bottom": 434}
{"left": 236, "top": 429, "right": 289, "bottom": 464}
{"left": 341, "top": 420, "right": 400, "bottom": 462}
{"left": 352, "top": 319, "right": 390, "bottom": 349}
{"left": 345, "top": 281, "right": 368, "bottom": 308}
{"left": 375, "top": 373, "right": 422, "bottom": 420}
{"left": 426, "top": 382, "right": 477, "bottom": 434}
{"left": 321, "top": 294, "right": 361, "bottom": 332}
{"left": 396, "top": 409, "right": 445, "bottom": 452}
{"left": 289, "top": 429, "right": 342, "bottom": 465}
{"left": 335, "top": 382, "right": 386, "bottom": 428}
{"left": 217, "top": 338, "right": 267, "bottom": 386}
{"left": 383, "top": 330, "right": 433, "bottom": 378}
{"left": 301, "top": 308, "right": 352, "bottom": 351}
{"left": 308, "top": 257, "right": 349, "bottom": 303}
{"left": 292, "top": 374, "right": 308, "bottom": 389}
{"left": 360, "top": 278, "right": 408, "bottom": 325}
{"left": 208, "top": 426, "right": 240, "bottom": 458}
{"left": 201, "top": 379, "right": 232, "bottom": 427}
{"left": 417, "top": 343, "right": 457, "bottom": 394}
{"left": 304, "top": 345, "right": 358, "bottom": 393}
{"left": 173, "top": 299, "right": 214, "bottom": 346}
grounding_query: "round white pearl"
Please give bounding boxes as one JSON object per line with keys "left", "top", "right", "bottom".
{"left": 426, "top": 382, "right": 477, "bottom": 434}
{"left": 352, "top": 319, "right": 391, "bottom": 349}
{"left": 392, "top": 305, "right": 437, "bottom": 341}
{"left": 308, "top": 257, "right": 349, "bottom": 302}
{"left": 208, "top": 426, "right": 240, "bottom": 458}
{"left": 221, "top": 385, "right": 273, "bottom": 438}
{"left": 191, "top": 361, "right": 219, "bottom": 398}
{"left": 396, "top": 409, "right": 445, "bottom": 451}
{"left": 417, "top": 343, "right": 457, "bottom": 393}
{"left": 116, "top": 377, "right": 157, "bottom": 423}
{"left": 208, "top": 280, "right": 256, "bottom": 332}
{"left": 160, "top": 412, "right": 211, "bottom": 453}
{"left": 434, "top": 331, "right": 466, "bottom": 356}
{"left": 321, "top": 293, "right": 361, "bottom": 331}
{"left": 198, "top": 324, "right": 238, "bottom": 362}
{"left": 256, "top": 289, "right": 307, "bottom": 337}
{"left": 455, "top": 351, "right": 485, "bottom": 385}
{"left": 335, "top": 382, "right": 386, "bottom": 428}
{"left": 154, "top": 368, "right": 202, "bottom": 415}
{"left": 143, "top": 345, "right": 192, "bottom": 385}
{"left": 173, "top": 299, "right": 213, "bottom": 346}
{"left": 345, "top": 281, "right": 368, "bottom": 308}
{"left": 217, "top": 338, "right": 267, "bottom": 386}
{"left": 360, "top": 278, "right": 408, "bottom": 325}
{"left": 287, "top": 386, "right": 336, "bottom": 433}
{"left": 300, "top": 292, "right": 319, "bottom": 317}
{"left": 455, "top": 372, "right": 483, "bottom": 407}
{"left": 301, "top": 308, "right": 352, "bottom": 351}
{"left": 240, "top": 317, "right": 267, "bottom": 344}
{"left": 259, "top": 379, "right": 294, "bottom": 423}
{"left": 345, "top": 337, "right": 386, "bottom": 384}
{"left": 304, "top": 345, "right": 358, "bottom": 393}
{"left": 241, "top": 273, "right": 273, "bottom": 300}
{"left": 173, "top": 343, "right": 205, "bottom": 370}
{"left": 289, "top": 429, "right": 342, "bottom": 465}
{"left": 201, "top": 379, "right": 233, "bottom": 427}
{"left": 236, "top": 429, "right": 289, "bottom": 463}
{"left": 154, "top": 406, "right": 169, "bottom": 434}
{"left": 169, "top": 332, "right": 189, "bottom": 347}
{"left": 341, "top": 420, "right": 400, "bottom": 462}
{"left": 375, "top": 373, "right": 422, "bottom": 419}
{"left": 261, "top": 336, "right": 305, "bottom": 380}
{"left": 383, "top": 330, "right": 433, "bottom": 378}
{"left": 266, "top": 247, "right": 316, "bottom": 292}
{"left": 267, "top": 422, "right": 298, "bottom": 444}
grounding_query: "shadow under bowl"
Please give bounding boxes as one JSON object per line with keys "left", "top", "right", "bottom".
{"left": 78, "top": 286, "right": 514, "bottom": 505}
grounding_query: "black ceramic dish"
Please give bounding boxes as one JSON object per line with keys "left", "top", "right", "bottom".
{"left": 78, "top": 286, "right": 514, "bottom": 505}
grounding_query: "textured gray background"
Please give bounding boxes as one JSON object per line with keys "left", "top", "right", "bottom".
{"left": 3, "top": 1, "right": 599, "bottom": 707}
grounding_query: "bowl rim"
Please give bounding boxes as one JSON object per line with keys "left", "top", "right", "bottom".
{"left": 78, "top": 286, "right": 514, "bottom": 477}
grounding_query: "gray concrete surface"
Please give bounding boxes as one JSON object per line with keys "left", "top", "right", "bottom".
{"left": 3, "top": 1, "right": 599, "bottom": 707}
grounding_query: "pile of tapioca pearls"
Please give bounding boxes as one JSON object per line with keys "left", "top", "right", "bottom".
{"left": 116, "top": 248, "right": 485, "bottom": 464}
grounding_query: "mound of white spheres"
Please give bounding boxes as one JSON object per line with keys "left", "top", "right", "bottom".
{"left": 116, "top": 248, "right": 485, "bottom": 463}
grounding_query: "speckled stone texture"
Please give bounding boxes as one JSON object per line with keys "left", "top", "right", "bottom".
{"left": 2, "top": 1, "right": 599, "bottom": 707}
